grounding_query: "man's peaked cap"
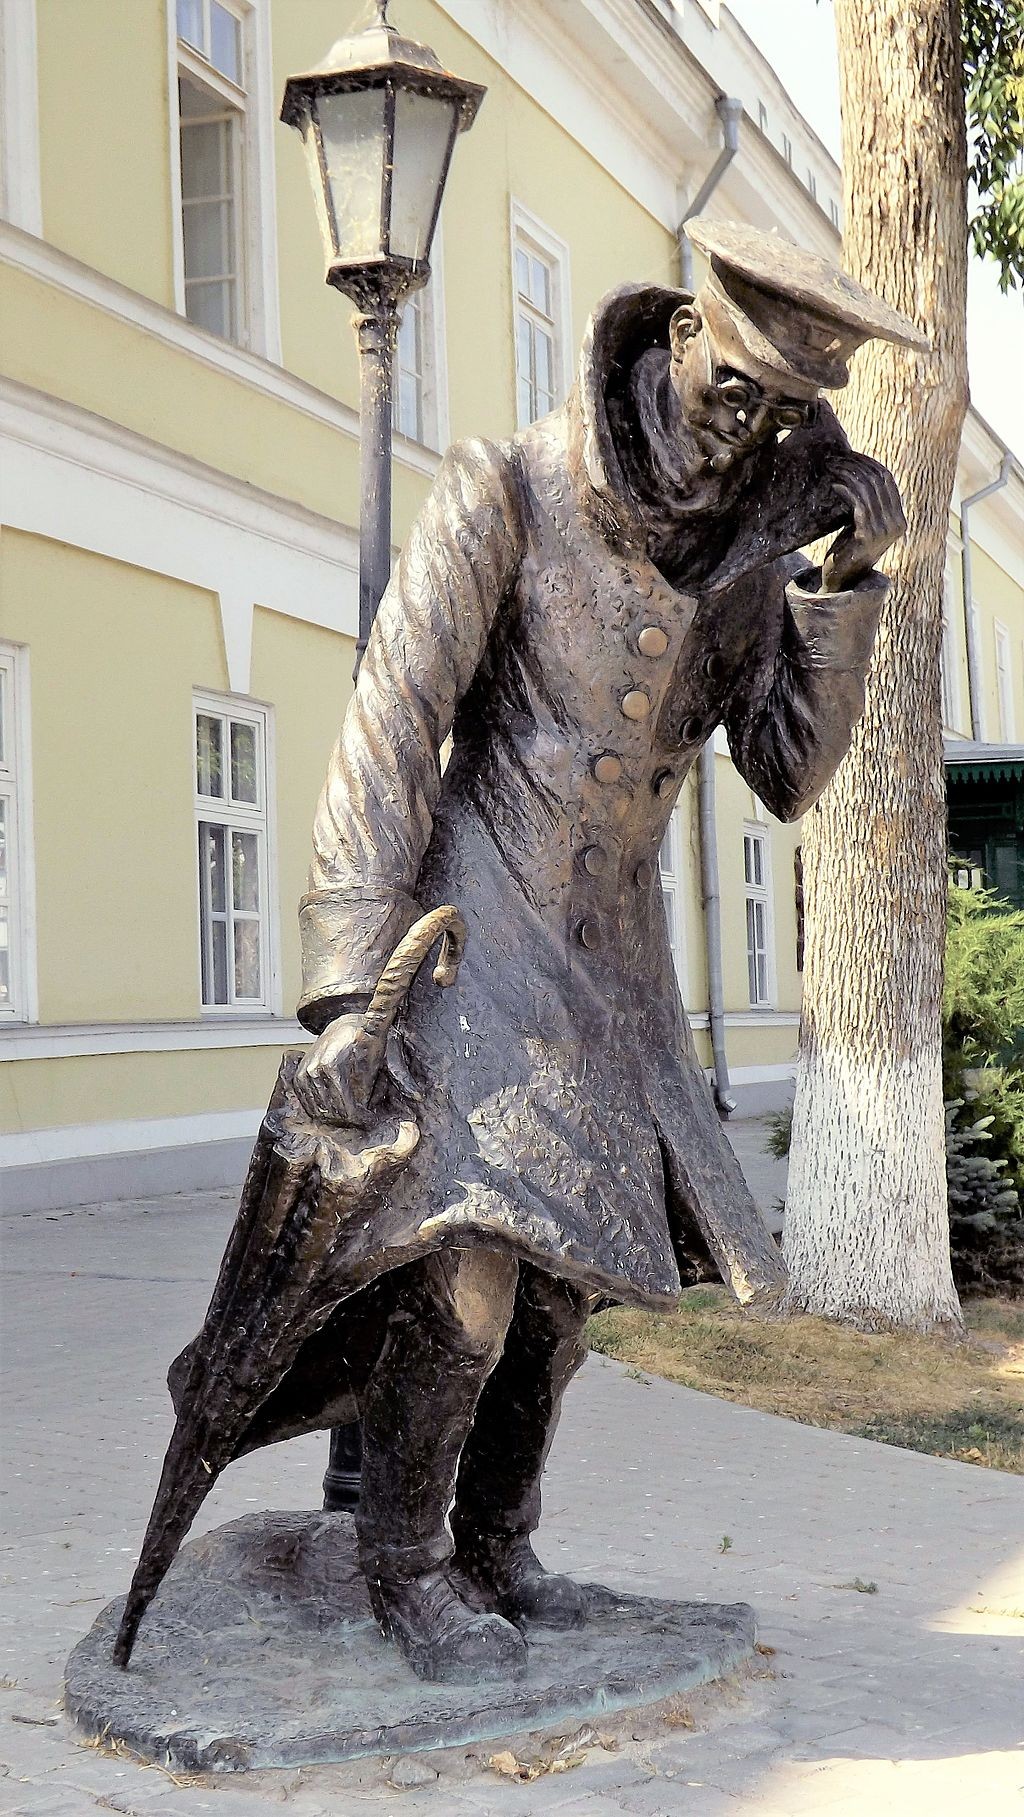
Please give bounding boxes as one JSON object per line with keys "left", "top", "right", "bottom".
{"left": 685, "top": 216, "right": 929, "bottom": 394}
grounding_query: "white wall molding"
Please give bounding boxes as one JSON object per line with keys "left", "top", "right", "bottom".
{"left": 0, "top": 1106, "right": 264, "bottom": 1169}
{"left": 0, "top": 1017, "right": 305, "bottom": 1063}
{"left": 0, "top": 0, "right": 42, "bottom": 236}
{"left": 1, "top": 374, "right": 363, "bottom": 645}
{"left": 0, "top": 220, "right": 440, "bottom": 481}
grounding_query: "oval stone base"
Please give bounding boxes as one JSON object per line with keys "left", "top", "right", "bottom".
{"left": 65, "top": 1511, "right": 757, "bottom": 1773}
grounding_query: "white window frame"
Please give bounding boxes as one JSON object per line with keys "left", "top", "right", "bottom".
{"left": 510, "top": 200, "right": 573, "bottom": 430}
{"left": 743, "top": 824, "right": 776, "bottom": 1009}
{"left": 807, "top": 169, "right": 818, "bottom": 202}
{"left": 0, "top": 0, "right": 43, "bottom": 235}
{"left": 757, "top": 100, "right": 769, "bottom": 133}
{"left": 392, "top": 223, "right": 450, "bottom": 454}
{"left": 659, "top": 802, "right": 688, "bottom": 1002}
{"left": 994, "top": 620, "right": 1016, "bottom": 741}
{"left": 940, "top": 568, "right": 963, "bottom": 734}
{"left": 829, "top": 198, "right": 841, "bottom": 231}
{"left": 782, "top": 133, "right": 793, "bottom": 168}
{"left": 0, "top": 641, "right": 38, "bottom": 1023}
{"left": 193, "top": 691, "right": 279, "bottom": 1015}
{"left": 167, "top": 0, "right": 280, "bottom": 359}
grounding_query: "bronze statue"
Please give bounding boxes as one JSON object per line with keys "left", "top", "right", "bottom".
{"left": 113, "top": 220, "right": 923, "bottom": 1685}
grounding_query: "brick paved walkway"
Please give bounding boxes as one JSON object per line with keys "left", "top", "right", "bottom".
{"left": 2, "top": 1179, "right": 1022, "bottom": 1816}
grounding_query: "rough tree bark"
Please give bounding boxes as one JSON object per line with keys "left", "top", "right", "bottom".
{"left": 783, "top": 0, "right": 969, "bottom": 1330}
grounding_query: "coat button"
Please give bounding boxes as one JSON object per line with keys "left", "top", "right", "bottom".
{"left": 581, "top": 844, "right": 607, "bottom": 876}
{"left": 635, "top": 860, "right": 655, "bottom": 888}
{"left": 621, "top": 688, "right": 652, "bottom": 720}
{"left": 680, "top": 714, "right": 706, "bottom": 743}
{"left": 637, "top": 625, "right": 669, "bottom": 658}
{"left": 704, "top": 651, "right": 725, "bottom": 681}
{"left": 592, "top": 752, "right": 623, "bottom": 783}
{"left": 578, "top": 919, "right": 601, "bottom": 950}
{"left": 653, "top": 768, "right": 676, "bottom": 799}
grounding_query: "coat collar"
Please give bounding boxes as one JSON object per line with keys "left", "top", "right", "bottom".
{"left": 566, "top": 282, "right": 854, "bottom": 593}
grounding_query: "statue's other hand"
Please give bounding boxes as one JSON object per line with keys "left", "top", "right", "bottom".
{"left": 821, "top": 454, "right": 907, "bottom": 594}
{"left": 293, "top": 1012, "right": 379, "bottom": 1128}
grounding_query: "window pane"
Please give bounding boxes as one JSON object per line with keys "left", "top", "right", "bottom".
{"left": 210, "top": 1, "right": 241, "bottom": 82}
{"left": 200, "top": 821, "right": 227, "bottom": 913}
{"left": 397, "top": 371, "right": 421, "bottom": 440}
{"left": 518, "top": 375, "right": 533, "bottom": 427}
{"left": 229, "top": 720, "right": 258, "bottom": 804}
{"left": 515, "top": 248, "right": 530, "bottom": 299}
{"left": 196, "top": 714, "right": 223, "bottom": 797}
{"left": 753, "top": 839, "right": 764, "bottom": 887}
{"left": 0, "top": 797, "right": 7, "bottom": 897}
{"left": 210, "top": 917, "right": 228, "bottom": 1004}
{"left": 0, "top": 906, "right": 9, "bottom": 1005}
{"left": 233, "top": 918, "right": 261, "bottom": 999}
{"left": 181, "top": 111, "right": 231, "bottom": 197}
{"left": 177, "top": 0, "right": 203, "bottom": 51}
{"left": 231, "top": 830, "right": 260, "bottom": 912}
{"left": 530, "top": 254, "right": 550, "bottom": 314}
{"left": 0, "top": 670, "right": 6, "bottom": 767}
{"left": 183, "top": 196, "right": 233, "bottom": 280}
{"left": 185, "top": 277, "right": 235, "bottom": 339}
{"left": 534, "top": 327, "right": 553, "bottom": 398}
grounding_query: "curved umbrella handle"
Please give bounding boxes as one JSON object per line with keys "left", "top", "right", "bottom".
{"left": 360, "top": 904, "right": 467, "bottom": 1052}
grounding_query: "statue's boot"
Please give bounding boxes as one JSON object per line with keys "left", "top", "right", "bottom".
{"left": 356, "top": 1246, "right": 528, "bottom": 1684}
{"left": 451, "top": 1263, "right": 593, "bottom": 1631}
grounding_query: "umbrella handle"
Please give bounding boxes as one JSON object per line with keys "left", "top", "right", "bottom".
{"left": 360, "top": 903, "right": 467, "bottom": 1054}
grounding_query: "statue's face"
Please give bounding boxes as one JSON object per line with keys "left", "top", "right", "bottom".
{"left": 669, "top": 305, "right": 816, "bottom": 474}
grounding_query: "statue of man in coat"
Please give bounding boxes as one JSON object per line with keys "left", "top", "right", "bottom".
{"left": 282, "top": 218, "right": 921, "bottom": 1684}
{"left": 115, "top": 220, "right": 925, "bottom": 1690}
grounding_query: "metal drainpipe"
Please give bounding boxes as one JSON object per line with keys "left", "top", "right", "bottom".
{"left": 960, "top": 454, "right": 1013, "bottom": 740}
{"left": 678, "top": 95, "right": 742, "bottom": 1115}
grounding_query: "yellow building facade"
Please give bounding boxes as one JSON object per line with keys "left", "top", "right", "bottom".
{"left": 1, "top": 0, "right": 1021, "bottom": 1209}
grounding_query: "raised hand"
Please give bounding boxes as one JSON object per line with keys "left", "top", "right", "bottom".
{"left": 822, "top": 454, "right": 907, "bottom": 594}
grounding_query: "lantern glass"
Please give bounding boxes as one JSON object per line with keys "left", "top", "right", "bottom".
{"left": 389, "top": 87, "right": 458, "bottom": 264}
{"left": 314, "top": 86, "right": 388, "bottom": 263}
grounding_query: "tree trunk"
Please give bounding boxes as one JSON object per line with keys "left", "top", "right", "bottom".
{"left": 783, "top": 0, "right": 969, "bottom": 1330}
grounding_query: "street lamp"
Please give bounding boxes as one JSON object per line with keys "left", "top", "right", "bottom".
{"left": 281, "top": 0, "right": 485, "bottom": 667}
{"left": 281, "top": 3, "right": 485, "bottom": 1513}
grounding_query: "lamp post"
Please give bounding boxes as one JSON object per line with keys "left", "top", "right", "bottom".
{"left": 281, "top": 3, "right": 485, "bottom": 1510}
{"left": 281, "top": 0, "right": 485, "bottom": 668}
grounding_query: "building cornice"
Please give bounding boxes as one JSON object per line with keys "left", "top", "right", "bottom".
{"left": 0, "top": 219, "right": 441, "bottom": 483}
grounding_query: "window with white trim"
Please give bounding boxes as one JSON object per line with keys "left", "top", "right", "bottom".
{"left": 194, "top": 697, "right": 271, "bottom": 1010}
{"left": 0, "top": 644, "right": 30, "bottom": 1019}
{"left": 392, "top": 263, "right": 448, "bottom": 451}
{"left": 176, "top": 0, "right": 248, "bottom": 343}
{"left": 995, "top": 621, "right": 1016, "bottom": 740}
{"left": 659, "top": 804, "right": 688, "bottom": 1000}
{"left": 757, "top": 101, "right": 769, "bottom": 132}
{"left": 511, "top": 208, "right": 570, "bottom": 429}
{"left": 807, "top": 169, "right": 817, "bottom": 202}
{"left": 829, "top": 198, "right": 841, "bottom": 230}
{"left": 743, "top": 826, "right": 774, "bottom": 1008}
{"left": 782, "top": 133, "right": 793, "bottom": 167}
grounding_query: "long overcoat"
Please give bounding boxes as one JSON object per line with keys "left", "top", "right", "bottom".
{"left": 286, "top": 283, "right": 886, "bottom": 1327}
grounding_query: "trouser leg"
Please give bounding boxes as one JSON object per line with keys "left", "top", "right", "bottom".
{"left": 356, "top": 1244, "right": 519, "bottom": 1582}
{"left": 450, "top": 1265, "right": 593, "bottom": 1625}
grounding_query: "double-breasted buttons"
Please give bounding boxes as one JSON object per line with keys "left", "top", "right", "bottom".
{"left": 577, "top": 919, "right": 601, "bottom": 951}
{"left": 621, "top": 688, "right": 652, "bottom": 721}
{"left": 593, "top": 752, "right": 622, "bottom": 784}
{"left": 580, "top": 844, "right": 607, "bottom": 876}
{"left": 637, "top": 625, "right": 669, "bottom": 658}
{"left": 704, "top": 651, "right": 725, "bottom": 682}
{"left": 680, "top": 714, "right": 706, "bottom": 744}
{"left": 635, "top": 860, "right": 655, "bottom": 889}
{"left": 653, "top": 769, "right": 676, "bottom": 799}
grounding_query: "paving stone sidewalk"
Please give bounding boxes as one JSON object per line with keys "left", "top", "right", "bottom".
{"left": 2, "top": 1155, "right": 1022, "bottom": 1816}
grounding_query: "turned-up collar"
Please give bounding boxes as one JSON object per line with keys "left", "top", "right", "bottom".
{"left": 566, "top": 281, "right": 854, "bottom": 593}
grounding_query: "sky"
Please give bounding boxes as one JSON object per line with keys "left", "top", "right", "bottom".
{"left": 727, "top": 0, "right": 1023, "bottom": 459}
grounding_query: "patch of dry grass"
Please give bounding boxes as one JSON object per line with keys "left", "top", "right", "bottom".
{"left": 588, "top": 1289, "right": 1024, "bottom": 1472}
